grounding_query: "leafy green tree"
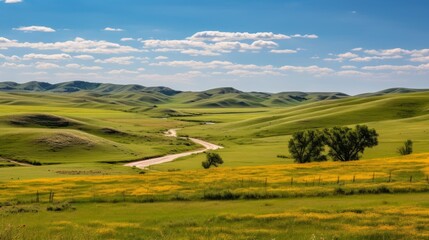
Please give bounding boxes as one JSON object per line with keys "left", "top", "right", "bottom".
{"left": 288, "top": 130, "right": 327, "bottom": 163}
{"left": 202, "top": 152, "right": 224, "bottom": 169}
{"left": 398, "top": 140, "right": 413, "bottom": 155}
{"left": 323, "top": 125, "right": 378, "bottom": 161}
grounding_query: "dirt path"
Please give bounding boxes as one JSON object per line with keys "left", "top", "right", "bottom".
{"left": 0, "top": 157, "right": 33, "bottom": 167}
{"left": 124, "top": 129, "right": 223, "bottom": 169}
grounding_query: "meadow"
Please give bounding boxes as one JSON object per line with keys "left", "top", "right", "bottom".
{"left": 1, "top": 86, "right": 429, "bottom": 239}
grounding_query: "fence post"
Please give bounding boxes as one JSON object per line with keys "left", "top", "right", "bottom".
{"left": 353, "top": 175, "right": 355, "bottom": 183}
{"left": 337, "top": 176, "right": 340, "bottom": 184}
{"left": 291, "top": 177, "right": 293, "bottom": 186}
{"left": 372, "top": 173, "right": 375, "bottom": 182}
{"left": 410, "top": 176, "right": 413, "bottom": 183}
{"left": 318, "top": 176, "right": 321, "bottom": 186}
{"left": 388, "top": 171, "right": 392, "bottom": 183}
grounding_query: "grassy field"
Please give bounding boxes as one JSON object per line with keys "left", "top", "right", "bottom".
{"left": 1, "top": 194, "right": 428, "bottom": 239}
{"left": 1, "top": 89, "right": 429, "bottom": 239}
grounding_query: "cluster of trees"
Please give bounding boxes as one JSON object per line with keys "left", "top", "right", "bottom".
{"left": 288, "top": 125, "right": 379, "bottom": 163}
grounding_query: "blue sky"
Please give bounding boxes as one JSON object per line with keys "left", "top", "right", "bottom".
{"left": 1, "top": 0, "right": 429, "bottom": 94}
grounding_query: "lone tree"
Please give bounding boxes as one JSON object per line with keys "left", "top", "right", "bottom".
{"left": 398, "top": 140, "right": 413, "bottom": 155}
{"left": 288, "top": 129, "right": 327, "bottom": 163}
{"left": 323, "top": 125, "right": 378, "bottom": 161}
{"left": 202, "top": 152, "right": 224, "bottom": 169}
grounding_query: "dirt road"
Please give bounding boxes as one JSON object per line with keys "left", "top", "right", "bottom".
{"left": 124, "top": 129, "right": 223, "bottom": 169}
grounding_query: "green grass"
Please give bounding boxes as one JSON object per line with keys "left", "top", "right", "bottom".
{"left": 1, "top": 193, "right": 428, "bottom": 239}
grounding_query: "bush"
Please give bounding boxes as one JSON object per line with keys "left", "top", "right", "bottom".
{"left": 202, "top": 152, "right": 224, "bottom": 169}
{"left": 398, "top": 140, "right": 413, "bottom": 155}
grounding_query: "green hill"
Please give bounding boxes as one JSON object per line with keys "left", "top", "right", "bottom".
{"left": 0, "top": 81, "right": 351, "bottom": 108}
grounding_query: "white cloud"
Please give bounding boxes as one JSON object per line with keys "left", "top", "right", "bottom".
{"left": 350, "top": 55, "right": 402, "bottom": 62}
{"left": 270, "top": 49, "right": 298, "bottom": 54}
{"left": 352, "top": 47, "right": 363, "bottom": 51}
{"left": 74, "top": 54, "right": 95, "bottom": 60}
{"left": 104, "top": 27, "right": 124, "bottom": 32}
{"left": 0, "top": 37, "right": 139, "bottom": 54}
{"left": 362, "top": 63, "right": 429, "bottom": 71}
{"left": 226, "top": 69, "right": 284, "bottom": 77}
{"left": 14, "top": 26, "right": 55, "bottom": 32}
{"left": 95, "top": 56, "right": 135, "bottom": 65}
{"left": 324, "top": 52, "right": 358, "bottom": 62}
{"left": 81, "top": 66, "right": 103, "bottom": 70}
{"left": 64, "top": 63, "right": 102, "bottom": 70}
{"left": 35, "top": 62, "right": 60, "bottom": 69}
{"left": 120, "top": 38, "right": 135, "bottom": 41}
{"left": 180, "top": 49, "right": 220, "bottom": 56}
{"left": 108, "top": 69, "right": 139, "bottom": 75}
{"left": 0, "top": 54, "right": 21, "bottom": 61}
{"left": 151, "top": 60, "right": 232, "bottom": 69}
{"left": 154, "top": 56, "right": 169, "bottom": 60}
{"left": 336, "top": 70, "right": 369, "bottom": 76}
{"left": 338, "top": 52, "right": 358, "bottom": 59}
{"left": 4, "top": 0, "right": 23, "bottom": 3}
{"left": 251, "top": 40, "right": 278, "bottom": 48}
{"left": 410, "top": 56, "right": 429, "bottom": 62}
{"left": 23, "top": 53, "right": 72, "bottom": 60}
{"left": 280, "top": 65, "right": 334, "bottom": 74}
{"left": 65, "top": 63, "right": 81, "bottom": 69}
{"left": 364, "top": 48, "right": 411, "bottom": 56}
{"left": 291, "top": 34, "right": 319, "bottom": 39}
{"left": 341, "top": 65, "right": 357, "bottom": 69}
{"left": 188, "top": 31, "right": 291, "bottom": 42}
{"left": 0, "top": 62, "right": 28, "bottom": 68}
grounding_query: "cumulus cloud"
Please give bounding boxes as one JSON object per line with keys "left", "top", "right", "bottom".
{"left": 362, "top": 63, "right": 429, "bottom": 71}
{"left": 188, "top": 31, "right": 292, "bottom": 42}
{"left": 104, "top": 27, "right": 124, "bottom": 32}
{"left": 0, "top": 54, "right": 21, "bottom": 61}
{"left": 350, "top": 55, "right": 402, "bottom": 62}
{"left": 142, "top": 31, "right": 316, "bottom": 56}
{"left": 291, "top": 34, "right": 319, "bottom": 39}
{"left": 280, "top": 65, "right": 334, "bottom": 74}
{"left": 95, "top": 56, "right": 135, "bottom": 65}
{"left": 108, "top": 69, "right": 139, "bottom": 74}
{"left": 341, "top": 65, "right": 357, "bottom": 69}
{"left": 0, "top": 37, "right": 139, "bottom": 54}
{"left": 23, "top": 53, "right": 72, "bottom": 60}
{"left": 35, "top": 62, "right": 60, "bottom": 69}
{"left": 120, "top": 38, "right": 135, "bottom": 41}
{"left": 336, "top": 70, "right": 369, "bottom": 76}
{"left": 74, "top": 54, "right": 95, "bottom": 60}
{"left": 270, "top": 49, "right": 298, "bottom": 54}
{"left": 154, "top": 56, "right": 169, "bottom": 60}
{"left": 13, "top": 26, "right": 56, "bottom": 32}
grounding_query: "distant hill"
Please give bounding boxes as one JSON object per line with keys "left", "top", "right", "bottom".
{"left": 3, "top": 81, "right": 426, "bottom": 108}
{"left": 357, "top": 88, "right": 429, "bottom": 97}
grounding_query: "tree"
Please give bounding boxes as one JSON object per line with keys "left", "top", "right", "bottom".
{"left": 202, "top": 152, "right": 224, "bottom": 169}
{"left": 288, "top": 130, "right": 327, "bottom": 163}
{"left": 323, "top": 125, "right": 378, "bottom": 161}
{"left": 398, "top": 140, "right": 413, "bottom": 155}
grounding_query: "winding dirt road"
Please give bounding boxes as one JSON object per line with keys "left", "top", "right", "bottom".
{"left": 124, "top": 129, "right": 223, "bottom": 169}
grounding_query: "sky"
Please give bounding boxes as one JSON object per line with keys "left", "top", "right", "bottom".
{"left": 1, "top": 0, "right": 429, "bottom": 94}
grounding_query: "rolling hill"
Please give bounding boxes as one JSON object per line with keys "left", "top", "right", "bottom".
{"left": 0, "top": 81, "right": 352, "bottom": 108}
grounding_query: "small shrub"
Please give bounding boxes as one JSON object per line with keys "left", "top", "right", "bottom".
{"left": 47, "top": 202, "right": 75, "bottom": 212}
{"left": 202, "top": 152, "right": 224, "bottom": 169}
{"left": 398, "top": 139, "right": 413, "bottom": 155}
